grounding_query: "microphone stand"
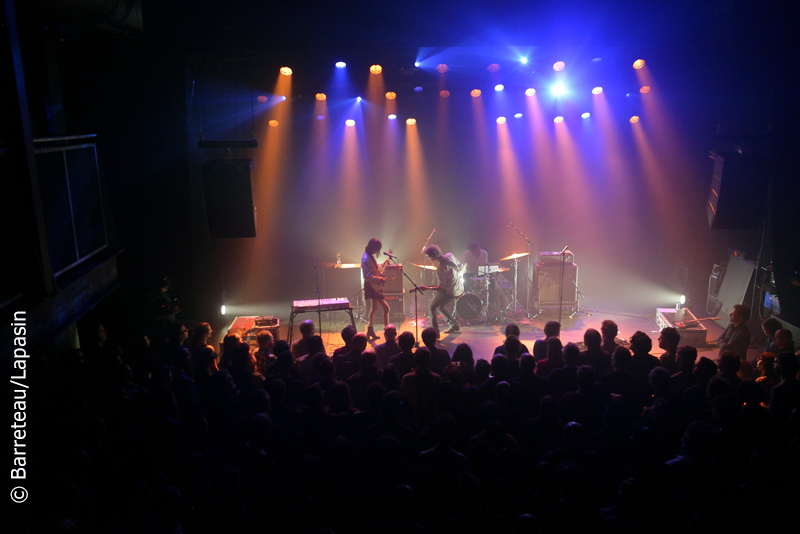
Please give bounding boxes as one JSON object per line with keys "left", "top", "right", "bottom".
{"left": 567, "top": 273, "right": 590, "bottom": 318}
{"left": 508, "top": 219, "right": 534, "bottom": 320}
{"left": 386, "top": 253, "right": 422, "bottom": 348}
{"left": 313, "top": 263, "right": 324, "bottom": 350}
{"left": 558, "top": 245, "right": 568, "bottom": 325}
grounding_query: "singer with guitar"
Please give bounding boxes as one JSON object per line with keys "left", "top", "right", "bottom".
{"left": 412, "top": 245, "right": 465, "bottom": 334}
{"left": 362, "top": 238, "right": 392, "bottom": 340}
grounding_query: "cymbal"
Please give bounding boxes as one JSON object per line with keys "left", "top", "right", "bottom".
{"left": 500, "top": 252, "right": 530, "bottom": 261}
{"left": 409, "top": 262, "right": 437, "bottom": 270}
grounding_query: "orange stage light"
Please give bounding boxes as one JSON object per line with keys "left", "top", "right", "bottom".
{"left": 436, "top": 64, "right": 449, "bottom": 73}
{"left": 639, "top": 86, "right": 651, "bottom": 94}
{"left": 268, "top": 120, "right": 279, "bottom": 127}
{"left": 345, "top": 119, "right": 355, "bottom": 126}
{"left": 257, "top": 95, "right": 268, "bottom": 103}
{"left": 406, "top": 118, "right": 416, "bottom": 125}
{"left": 370, "top": 65, "right": 382, "bottom": 74}
{"left": 592, "top": 87, "right": 603, "bottom": 95}
{"left": 633, "top": 59, "right": 645, "bottom": 69}
{"left": 487, "top": 63, "right": 500, "bottom": 72}
{"left": 554, "top": 116, "right": 564, "bottom": 123}
{"left": 630, "top": 116, "right": 640, "bottom": 123}
{"left": 553, "top": 61, "right": 565, "bottom": 71}
{"left": 280, "top": 67, "right": 292, "bottom": 76}
{"left": 496, "top": 117, "right": 506, "bottom": 124}
{"left": 439, "top": 90, "right": 450, "bottom": 97}
{"left": 470, "top": 89, "right": 481, "bottom": 97}
{"left": 385, "top": 92, "right": 396, "bottom": 100}
{"left": 315, "top": 93, "right": 326, "bottom": 100}
{"left": 525, "top": 88, "right": 536, "bottom": 96}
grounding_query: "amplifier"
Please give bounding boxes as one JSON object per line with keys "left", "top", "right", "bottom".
{"left": 255, "top": 316, "right": 279, "bottom": 327}
{"left": 539, "top": 251, "right": 574, "bottom": 265}
{"left": 656, "top": 308, "right": 708, "bottom": 347}
{"left": 383, "top": 265, "right": 404, "bottom": 293}
{"left": 535, "top": 262, "right": 578, "bottom": 303}
{"left": 382, "top": 291, "right": 406, "bottom": 323}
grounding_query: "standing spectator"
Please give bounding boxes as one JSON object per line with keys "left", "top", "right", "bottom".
{"left": 291, "top": 319, "right": 315, "bottom": 360}
{"left": 422, "top": 327, "right": 451, "bottom": 376}
{"left": 374, "top": 324, "right": 401, "bottom": 370}
{"left": 601, "top": 320, "right": 620, "bottom": 355}
{"left": 254, "top": 330, "right": 275, "bottom": 376}
{"left": 578, "top": 328, "right": 612, "bottom": 376}
{"left": 533, "top": 321, "right": 561, "bottom": 361}
{"left": 657, "top": 327, "right": 680, "bottom": 375}
{"left": 401, "top": 348, "right": 442, "bottom": 429}
{"left": 388, "top": 331, "right": 417, "bottom": 379}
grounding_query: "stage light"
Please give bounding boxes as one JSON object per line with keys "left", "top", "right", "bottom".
{"left": 633, "top": 59, "right": 645, "bottom": 69}
{"left": 414, "top": 61, "right": 420, "bottom": 67}
{"left": 494, "top": 84, "right": 504, "bottom": 92}
{"left": 439, "top": 90, "right": 450, "bottom": 97}
{"left": 520, "top": 57, "right": 528, "bottom": 64}
{"left": 525, "top": 88, "right": 536, "bottom": 96}
{"left": 639, "top": 86, "right": 651, "bottom": 93}
{"left": 497, "top": 117, "right": 506, "bottom": 124}
{"left": 385, "top": 92, "right": 396, "bottom": 99}
{"left": 317, "top": 115, "right": 325, "bottom": 120}
{"left": 630, "top": 116, "right": 640, "bottom": 123}
{"left": 280, "top": 67, "right": 292, "bottom": 75}
{"left": 554, "top": 116, "right": 563, "bottom": 123}
{"left": 487, "top": 63, "right": 500, "bottom": 72}
{"left": 552, "top": 83, "right": 566, "bottom": 97}
{"left": 346, "top": 119, "right": 355, "bottom": 126}
{"left": 470, "top": 89, "right": 481, "bottom": 97}
{"left": 221, "top": 304, "right": 226, "bottom": 316}
{"left": 356, "top": 96, "right": 362, "bottom": 102}
{"left": 388, "top": 114, "right": 397, "bottom": 120}
{"left": 414, "top": 86, "right": 423, "bottom": 92}
{"left": 257, "top": 95, "right": 268, "bottom": 103}
{"left": 370, "top": 65, "right": 382, "bottom": 74}
{"left": 592, "top": 87, "right": 603, "bottom": 95}
{"left": 553, "top": 61, "right": 565, "bottom": 71}
{"left": 436, "top": 64, "right": 449, "bottom": 73}
{"left": 315, "top": 93, "right": 326, "bottom": 100}
{"left": 269, "top": 120, "right": 279, "bottom": 127}
{"left": 581, "top": 112, "right": 590, "bottom": 119}
{"left": 514, "top": 113, "right": 523, "bottom": 118}
{"left": 335, "top": 61, "right": 346, "bottom": 69}
{"left": 282, "top": 96, "right": 287, "bottom": 101}
{"left": 592, "top": 57, "right": 602, "bottom": 62}
{"left": 676, "top": 295, "right": 686, "bottom": 311}
{"left": 406, "top": 118, "right": 416, "bottom": 125}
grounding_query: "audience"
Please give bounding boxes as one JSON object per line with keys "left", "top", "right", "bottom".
{"left": 29, "top": 305, "right": 800, "bottom": 534}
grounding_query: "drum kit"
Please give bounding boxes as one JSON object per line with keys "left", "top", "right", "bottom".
{"left": 408, "top": 251, "right": 530, "bottom": 325}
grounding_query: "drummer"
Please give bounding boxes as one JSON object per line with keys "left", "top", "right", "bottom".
{"left": 461, "top": 241, "right": 488, "bottom": 279}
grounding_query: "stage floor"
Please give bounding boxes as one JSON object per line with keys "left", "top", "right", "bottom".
{"left": 281, "top": 306, "right": 750, "bottom": 364}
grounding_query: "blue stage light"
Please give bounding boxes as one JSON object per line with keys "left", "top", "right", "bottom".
{"left": 388, "top": 114, "right": 397, "bottom": 120}
{"left": 317, "top": 115, "right": 325, "bottom": 120}
{"left": 581, "top": 112, "right": 590, "bottom": 119}
{"left": 552, "top": 83, "right": 567, "bottom": 97}
{"left": 514, "top": 113, "right": 523, "bottom": 118}
{"left": 357, "top": 96, "right": 362, "bottom": 102}
{"left": 335, "top": 61, "right": 346, "bottom": 69}
{"left": 414, "top": 86, "right": 423, "bottom": 92}
{"left": 494, "top": 84, "right": 504, "bottom": 92}
{"left": 520, "top": 57, "right": 528, "bottom": 64}
{"left": 414, "top": 62, "right": 420, "bottom": 67}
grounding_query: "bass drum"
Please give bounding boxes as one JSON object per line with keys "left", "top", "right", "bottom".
{"left": 455, "top": 293, "right": 484, "bottom": 321}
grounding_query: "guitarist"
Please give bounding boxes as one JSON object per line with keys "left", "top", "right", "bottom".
{"left": 418, "top": 245, "right": 465, "bottom": 334}
{"left": 362, "top": 238, "right": 391, "bottom": 340}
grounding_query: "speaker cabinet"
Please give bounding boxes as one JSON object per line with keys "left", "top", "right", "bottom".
{"left": 202, "top": 159, "right": 256, "bottom": 238}
{"left": 707, "top": 152, "right": 769, "bottom": 230}
{"left": 535, "top": 263, "right": 578, "bottom": 304}
{"left": 368, "top": 291, "right": 405, "bottom": 323}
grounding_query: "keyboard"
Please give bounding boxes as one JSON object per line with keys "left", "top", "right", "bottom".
{"left": 292, "top": 297, "right": 351, "bottom": 312}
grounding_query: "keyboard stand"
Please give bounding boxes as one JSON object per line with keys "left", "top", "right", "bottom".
{"left": 288, "top": 306, "right": 357, "bottom": 345}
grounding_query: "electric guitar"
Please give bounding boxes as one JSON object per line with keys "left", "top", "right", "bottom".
{"left": 366, "top": 249, "right": 392, "bottom": 295}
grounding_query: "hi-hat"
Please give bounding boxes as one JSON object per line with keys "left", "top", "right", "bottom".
{"left": 500, "top": 252, "right": 530, "bottom": 261}
{"left": 409, "top": 262, "right": 437, "bottom": 270}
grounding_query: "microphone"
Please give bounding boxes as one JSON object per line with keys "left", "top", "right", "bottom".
{"left": 507, "top": 218, "right": 511, "bottom": 230}
{"left": 560, "top": 245, "right": 569, "bottom": 253}
{"left": 384, "top": 252, "right": 398, "bottom": 259}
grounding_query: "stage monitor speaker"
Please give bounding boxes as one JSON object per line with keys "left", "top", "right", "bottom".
{"left": 202, "top": 159, "right": 256, "bottom": 238}
{"left": 323, "top": 265, "right": 362, "bottom": 300}
{"left": 536, "top": 263, "right": 578, "bottom": 304}
{"left": 383, "top": 265, "right": 404, "bottom": 293}
{"left": 707, "top": 152, "right": 769, "bottom": 230}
